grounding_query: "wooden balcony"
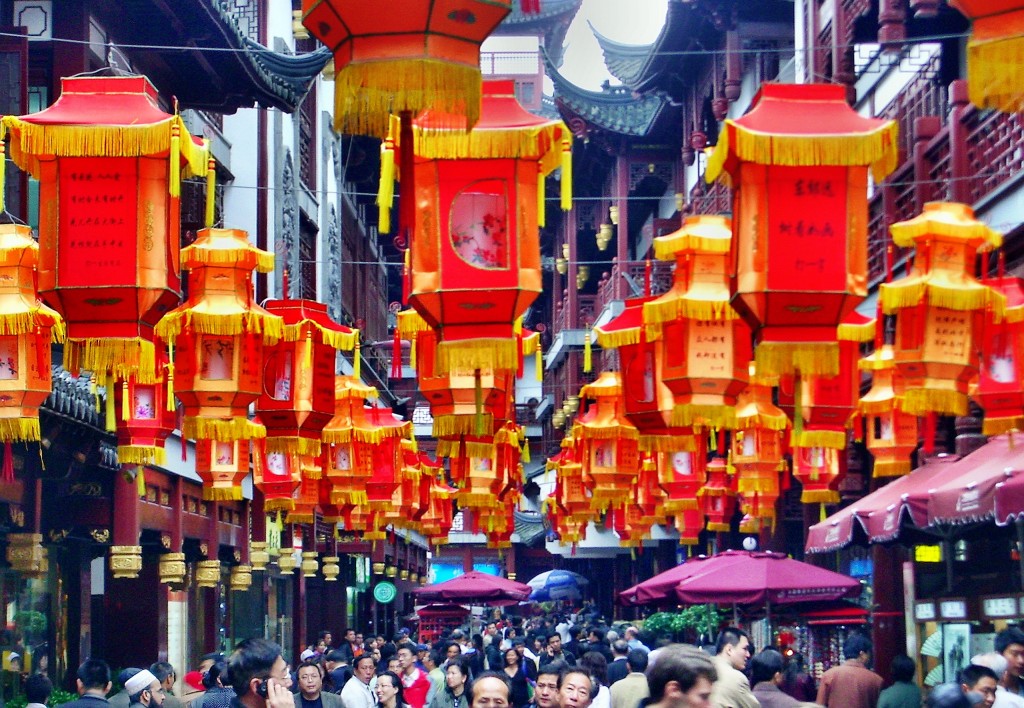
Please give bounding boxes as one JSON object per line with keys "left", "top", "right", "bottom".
{"left": 593, "top": 258, "right": 674, "bottom": 316}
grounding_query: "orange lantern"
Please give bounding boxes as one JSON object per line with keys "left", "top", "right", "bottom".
{"left": 379, "top": 441, "right": 424, "bottom": 530}
{"left": 612, "top": 502, "right": 649, "bottom": 549}
{"left": 359, "top": 405, "right": 411, "bottom": 510}
{"left": 644, "top": 216, "right": 751, "bottom": 429}
{"left": 114, "top": 349, "right": 176, "bottom": 466}
{"left": 253, "top": 449, "right": 300, "bottom": 513}
{"left": 196, "top": 439, "right": 252, "bottom": 501}
{"left": 405, "top": 80, "right": 571, "bottom": 375}
{"left": 673, "top": 508, "right": 704, "bottom": 546}
{"left": 879, "top": 202, "right": 1003, "bottom": 416}
{"left": 258, "top": 299, "right": 356, "bottom": 456}
{"left": 698, "top": 456, "right": 737, "bottom": 533}
{"left": 576, "top": 372, "right": 640, "bottom": 510}
{"left": 976, "top": 273, "right": 1024, "bottom": 435}
{"left": 156, "top": 228, "right": 282, "bottom": 445}
{"left": 0, "top": 76, "right": 208, "bottom": 381}
{"left": 732, "top": 364, "right": 789, "bottom": 523}
{"left": 421, "top": 482, "right": 457, "bottom": 547}
{"left": 858, "top": 345, "right": 919, "bottom": 477}
{"left": 658, "top": 440, "right": 708, "bottom": 517}
{"left": 792, "top": 445, "right": 845, "bottom": 505}
{"left": 706, "top": 84, "right": 898, "bottom": 377}
{"left": 301, "top": 0, "right": 511, "bottom": 136}
{"left": 0, "top": 225, "right": 64, "bottom": 444}
{"left": 323, "top": 376, "right": 379, "bottom": 511}
{"left": 948, "top": 1, "right": 1024, "bottom": 112}
{"left": 287, "top": 457, "right": 323, "bottom": 524}
{"left": 636, "top": 454, "right": 667, "bottom": 527}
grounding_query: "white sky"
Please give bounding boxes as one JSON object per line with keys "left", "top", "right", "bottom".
{"left": 559, "top": 0, "right": 669, "bottom": 90}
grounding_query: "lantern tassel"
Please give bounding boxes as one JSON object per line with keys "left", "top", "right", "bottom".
{"left": 535, "top": 344, "right": 543, "bottom": 382}
{"left": 409, "top": 335, "right": 417, "bottom": 371}
{"left": 392, "top": 328, "right": 402, "bottom": 379}
{"left": 304, "top": 328, "right": 313, "bottom": 370}
{"left": 377, "top": 137, "right": 395, "bottom": 234}
{"left": 521, "top": 439, "right": 530, "bottom": 463}
{"left": 537, "top": 165, "right": 546, "bottom": 228}
{"left": 121, "top": 380, "right": 130, "bottom": 422}
{"left": 517, "top": 332, "right": 524, "bottom": 379}
{"left": 105, "top": 376, "right": 116, "bottom": 432}
{"left": 169, "top": 122, "right": 181, "bottom": 198}
{"left": 353, "top": 335, "right": 361, "bottom": 380}
{"left": 205, "top": 145, "right": 216, "bottom": 227}
{"left": 560, "top": 138, "right": 572, "bottom": 210}
{"left": 474, "top": 370, "right": 485, "bottom": 437}
{"left": 583, "top": 325, "right": 592, "bottom": 373}
{"left": 136, "top": 466, "right": 146, "bottom": 497}
{"left": 1, "top": 443, "right": 12, "bottom": 484}
{"left": 0, "top": 143, "right": 6, "bottom": 214}
{"left": 403, "top": 249, "right": 411, "bottom": 304}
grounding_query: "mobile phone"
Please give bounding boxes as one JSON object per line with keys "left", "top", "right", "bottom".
{"left": 256, "top": 679, "right": 270, "bottom": 698}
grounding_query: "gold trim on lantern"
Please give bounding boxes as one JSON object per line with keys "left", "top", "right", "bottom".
{"left": 385, "top": 565, "right": 397, "bottom": 578}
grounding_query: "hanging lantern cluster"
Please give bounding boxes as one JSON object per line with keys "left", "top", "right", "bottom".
{"left": 706, "top": 83, "right": 897, "bottom": 378}
{"left": 156, "top": 228, "right": 282, "bottom": 500}
{"left": 731, "top": 363, "right": 789, "bottom": 524}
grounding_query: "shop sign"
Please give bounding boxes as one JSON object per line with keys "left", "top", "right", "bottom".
{"left": 373, "top": 581, "right": 397, "bottom": 604}
{"left": 982, "top": 596, "right": 1019, "bottom": 619}
{"left": 939, "top": 599, "right": 968, "bottom": 620}
{"left": 914, "top": 601, "right": 936, "bottom": 621}
{"left": 266, "top": 514, "right": 282, "bottom": 554}
{"left": 915, "top": 545, "right": 942, "bottom": 563}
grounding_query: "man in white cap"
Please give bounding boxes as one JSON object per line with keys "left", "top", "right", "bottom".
{"left": 126, "top": 670, "right": 165, "bottom": 708}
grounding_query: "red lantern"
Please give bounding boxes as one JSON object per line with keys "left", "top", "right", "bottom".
{"left": 658, "top": 441, "right": 708, "bottom": 517}
{"left": 361, "top": 406, "right": 412, "bottom": 510}
{"left": 406, "top": 81, "right": 571, "bottom": 375}
{"left": 698, "top": 456, "right": 737, "bottom": 533}
{"left": 948, "top": 1, "right": 1024, "bottom": 112}
{"left": 1, "top": 76, "right": 208, "bottom": 381}
{"left": 792, "top": 445, "right": 845, "bottom": 504}
{"left": 114, "top": 349, "right": 176, "bottom": 466}
{"left": 859, "top": 345, "right": 919, "bottom": 477}
{"left": 253, "top": 448, "right": 300, "bottom": 513}
{"left": 644, "top": 216, "right": 751, "bottom": 429}
{"left": 880, "top": 202, "right": 1003, "bottom": 416}
{"left": 576, "top": 372, "right": 641, "bottom": 510}
{"left": 301, "top": 0, "right": 511, "bottom": 136}
{"left": 258, "top": 299, "right": 356, "bottom": 456}
{"left": 0, "top": 225, "right": 64, "bottom": 443}
{"left": 706, "top": 84, "right": 898, "bottom": 377}
{"left": 322, "top": 376, "right": 378, "bottom": 494}
{"left": 976, "top": 273, "right": 1024, "bottom": 434}
{"left": 156, "top": 228, "right": 282, "bottom": 446}
{"left": 636, "top": 455, "right": 667, "bottom": 527}
{"left": 287, "top": 457, "right": 323, "bottom": 524}
{"left": 196, "top": 439, "right": 252, "bottom": 501}
{"left": 672, "top": 508, "right": 704, "bottom": 546}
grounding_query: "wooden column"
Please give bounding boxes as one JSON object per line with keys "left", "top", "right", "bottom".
{"left": 947, "top": 80, "right": 972, "bottom": 205}
{"left": 615, "top": 156, "right": 629, "bottom": 300}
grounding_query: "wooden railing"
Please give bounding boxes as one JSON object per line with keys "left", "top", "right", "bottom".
{"left": 554, "top": 294, "right": 597, "bottom": 333}
{"left": 594, "top": 259, "right": 674, "bottom": 315}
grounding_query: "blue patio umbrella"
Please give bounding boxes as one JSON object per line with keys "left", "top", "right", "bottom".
{"left": 527, "top": 569, "right": 589, "bottom": 602}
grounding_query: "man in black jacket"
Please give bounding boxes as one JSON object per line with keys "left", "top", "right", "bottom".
{"left": 606, "top": 641, "right": 630, "bottom": 686}
{"left": 62, "top": 659, "right": 113, "bottom": 708}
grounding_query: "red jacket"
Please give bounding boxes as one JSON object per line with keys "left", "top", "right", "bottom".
{"left": 402, "top": 668, "right": 432, "bottom": 708}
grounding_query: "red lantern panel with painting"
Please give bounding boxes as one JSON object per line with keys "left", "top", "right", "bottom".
{"left": 287, "top": 459, "right": 322, "bottom": 524}
{"left": 361, "top": 406, "right": 409, "bottom": 509}
{"left": 792, "top": 445, "right": 846, "bottom": 504}
{"left": 196, "top": 439, "right": 251, "bottom": 501}
{"left": 115, "top": 349, "right": 176, "bottom": 466}
{"left": 976, "top": 274, "right": 1024, "bottom": 435}
{"left": 699, "top": 457, "right": 737, "bottom": 533}
{"left": 254, "top": 449, "right": 301, "bottom": 513}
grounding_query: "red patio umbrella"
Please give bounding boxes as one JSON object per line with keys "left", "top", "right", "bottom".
{"left": 412, "top": 570, "right": 531, "bottom": 605}
{"left": 672, "top": 550, "right": 862, "bottom": 606}
{"left": 618, "top": 553, "right": 749, "bottom": 606}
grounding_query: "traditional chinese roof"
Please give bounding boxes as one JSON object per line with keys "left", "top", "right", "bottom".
{"left": 591, "top": 24, "right": 654, "bottom": 88}
{"left": 495, "top": 0, "right": 583, "bottom": 66}
{"left": 546, "top": 55, "right": 672, "bottom": 139}
{"left": 90, "top": 0, "right": 331, "bottom": 113}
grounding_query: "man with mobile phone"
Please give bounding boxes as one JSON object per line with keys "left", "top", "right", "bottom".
{"left": 228, "top": 638, "right": 295, "bottom": 708}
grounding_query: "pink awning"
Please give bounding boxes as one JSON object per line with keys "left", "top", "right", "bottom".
{"left": 807, "top": 435, "right": 1024, "bottom": 553}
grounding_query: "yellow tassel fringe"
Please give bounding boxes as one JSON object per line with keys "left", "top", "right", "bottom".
{"left": 179, "top": 241, "right": 275, "bottom": 274}
{"left": 183, "top": 416, "right": 266, "bottom": 442}
{"left": 801, "top": 489, "right": 839, "bottom": 504}
{"left": 872, "top": 458, "right": 912, "bottom": 477}
{"left": 966, "top": 34, "right": 1024, "bottom": 113}
{"left": 705, "top": 119, "right": 899, "bottom": 184}
{"left": 560, "top": 138, "right": 573, "bottom": 210}
{"left": 671, "top": 404, "right": 737, "bottom": 430}
{"left": 262, "top": 498, "right": 295, "bottom": 513}
{"left": 202, "top": 486, "right": 244, "bottom": 502}
{"left": 433, "top": 414, "right": 493, "bottom": 438}
{"left": 322, "top": 429, "right": 352, "bottom": 445}
{"left": 266, "top": 436, "right": 322, "bottom": 457}
{"left": 353, "top": 423, "right": 410, "bottom": 444}
{"left": 0, "top": 307, "right": 66, "bottom": 341}
{"left": 281, "top": 321, "right": 357, "bottom": 351}
{"left": 118, "top": 445, "right": 167, "bottom": 466}
{"left": 465, "top": 441, "right": 495, "bottom": 459}
{"left": 791, "top": 429, "right": 848, "bottom": 449}
{"left": 902, "top": 388, "right": 968, "bottom": 416}
{"left": 436, "top": 338, "right": 518, "bottom": 376}
{"left": 0, "top": 417, "right": 39, "bottom": 443}
{"left": 639, "top": 434, "right": 698, "bottom": 452}
{"left": 706, "top": 522, "right": 731, "bottom": 533}
{"left": 837, "top": 319, "right": 876, "bottom": 342}
{"left": 331, "top": 489, "right": 368, "bottom": 506}
{"left": 593, "top": 326, "right": 641, "bottom": 349}
{"left": 755, "top": 341, "right": 839, "bottom": 377}
{"left": 880, "top": 281, "right": 1004, "bottom": 316}
{"left": 583, "top": 326, "right": 592, "bottom": 373}
{"left": 332, "top": 60, "right": 482, "bottom": 138}
{"left": 413, "top": 120, "right": 567, "bottom": 175}
{"left": 64, "top": 337, "right": 157, "bottom": 382}
{"left": 377, "top": 137, "right": 395, "bottom": 235}
{"left": 156, "top": 311, "right": 283, "bottom": 346}
{"left": 983, "top": 416, "right": 1024, "bottom": 437}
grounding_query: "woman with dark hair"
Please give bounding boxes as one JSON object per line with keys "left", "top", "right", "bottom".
{"left": 780, "top": 652, "right": 816, "bottom": 702}
{"left": 199, "top": 662, "right": 235, "bottom": 708}
{"left": 578, "top": 652, "right": 609, "bottom": 708}
{"left": 376, "top": 671, "right": 409, "bottom": 708}
{"left": 500, "top": 648, "right": 530, "bottom": 708}
{"left": 877, "top": 655, "right": 921, "bottom": 708}
{"left": 428, "top": 657, "right": 470, "bottom": 708}
{"left": 468, "top": 635, "right": 485, "bottom": 678}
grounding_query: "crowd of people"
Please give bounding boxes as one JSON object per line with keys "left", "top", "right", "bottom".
{"left": 28, "top": 618, "right": 1024, "bottom": 708}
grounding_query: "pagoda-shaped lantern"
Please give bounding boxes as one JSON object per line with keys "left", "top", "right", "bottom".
{"left": 253, "top": 449, "right": 301, "bottom": 514}
{"left": 879, "top": 202, "right": 1003, "bottom": 416}
{"left": 114, "top": 348, "right": 176, "bottom": 466}
{"left": 287, "top": 457, "right": 323, "bottom": 525}
{"left": 792, "top": 445, "right": 845, "bottom": 504}
{"left": 0, "top": 225, "right": 65, "bottom": 444}
{"left": 156, "top": 228, "right": 282, "bottom": 445}
{"left": 976, "top": 271, "right": 1024, "bottom": 435}
{"left": 195, "top": 439, "right": 253, "bottom": 501}
{"left": 673, "top": 509, "right": 704, "bottom": 546}
{"left": 0, "top": 76, "right": 208, "bottom": 381}
{"left": 360, "top": 406, "right": 412, "bottom": 511}
{"left": 731, "top": 363, "right": 790, "bottom": 524}
{"left": 403, "top": 80, "right": 571, "bottom": 376}
{"left": 257, "top": 299, "right": 356, "bottom": 457}
{"left": 706, "top": 84, "right": 898, "bottom": 377}
{"left": 858, "top": 345, "right": 919, "bottom": 477}
{"left": 643, "top": 216, "right": 751, "bottom": 429}
{"left": 302, "top": 0, "right": 511, "bottom": 136}
{"left": 576, "top": 372, "right": 641, "bottom": 511}
{"left": 657, "top": 439, "right": 707, "bottom": 519}
{"left": 322, "top": 376, "right": 379, "bottom": 506}
{"left": 948, "top": 1, "right": 1024, "bottom": 112}
{"left": 698, "top": 456, "right": 737, "bottom": 533}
